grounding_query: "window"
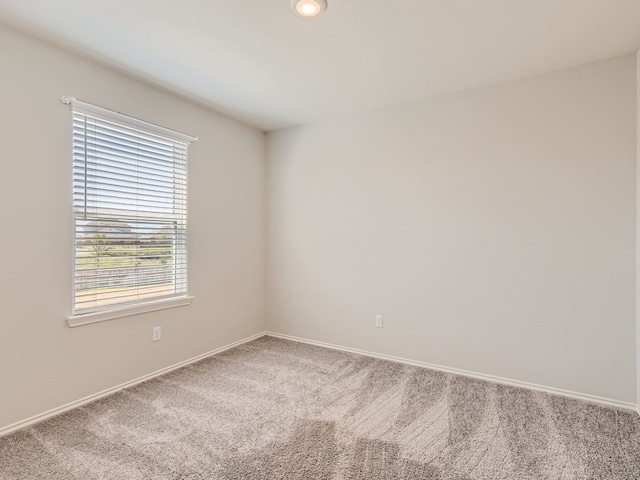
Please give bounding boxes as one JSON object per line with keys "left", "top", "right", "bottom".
{"left": 65, "top": 98, "right": 197, "bottom": 326}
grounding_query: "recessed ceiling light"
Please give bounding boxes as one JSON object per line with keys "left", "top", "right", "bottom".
{"left": 291, "top": 0, "right": 327, "bottom": 18}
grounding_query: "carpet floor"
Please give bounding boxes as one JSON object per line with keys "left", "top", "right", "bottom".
{"left": 1, "top": 336, "right": 639, "bottom": 479}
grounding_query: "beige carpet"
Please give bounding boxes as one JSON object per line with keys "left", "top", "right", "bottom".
{"left": 1, "top": 336, "right": 639, "bottom": 479}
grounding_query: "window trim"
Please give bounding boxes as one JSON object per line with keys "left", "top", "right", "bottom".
{"left": 66, "top": 296, "right": 194, "bottom": 327}
{"left": 61, "top": 97, "right": 197, "bottom": 144}
{"left": 63, "top": 97, "right": 197, "bottom": 326}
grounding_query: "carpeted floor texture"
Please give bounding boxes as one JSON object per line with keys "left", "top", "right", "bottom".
{"left": 1, "top": 336, "right": 640, "bottom": 479}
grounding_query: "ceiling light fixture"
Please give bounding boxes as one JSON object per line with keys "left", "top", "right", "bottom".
{"left": 291, "top": 0, "right": 327, "bottom": 18}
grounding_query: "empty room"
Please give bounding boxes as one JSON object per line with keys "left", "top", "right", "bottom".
{"left": 1, "top": 0, "right": 639, "bottom": 478}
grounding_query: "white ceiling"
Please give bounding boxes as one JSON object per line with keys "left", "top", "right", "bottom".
{"left": 1, "top": 0, "right": 640, "bottom": 131}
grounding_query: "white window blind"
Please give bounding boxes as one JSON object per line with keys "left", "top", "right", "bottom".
{"left": 69, "top": 99, "right": 196, "bottom": 316}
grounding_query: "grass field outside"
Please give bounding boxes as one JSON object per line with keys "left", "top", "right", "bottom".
{"left": 74, "top": 236, "right": 181, "bottom": 310}
{"left": 75, "top": 284, "right": 176, "bottom": 310}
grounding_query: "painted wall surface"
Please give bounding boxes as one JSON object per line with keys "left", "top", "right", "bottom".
{"left": 267, "top": 56, "right": 637, "bottom": 403}
{"left": 0, "top": 25, "right": 266, "bottom": 429}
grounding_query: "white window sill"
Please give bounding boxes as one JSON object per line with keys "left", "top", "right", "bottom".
{"left": 66, "top": 296, "right": 194, "bottom": 327}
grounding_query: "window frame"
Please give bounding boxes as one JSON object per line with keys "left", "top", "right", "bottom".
{"left": 63, "top": 97, "right": 197, "bottom": 327}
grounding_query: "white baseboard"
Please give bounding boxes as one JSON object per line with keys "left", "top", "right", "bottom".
{"left": 0, "top": 331, "right": 268, "bottom": 438}
{"left": 3, "top": 329, "right": 636, "bottom": 438}
{"left": 266, "top": 332, "right": 638, "bottom": 413}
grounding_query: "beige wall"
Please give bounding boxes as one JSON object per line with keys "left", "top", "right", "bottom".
{"left": 0, "top": 25, "right": 266, "bottom": 429}
{"left": 267, "top": 55, "right": 637, "bottom": 403}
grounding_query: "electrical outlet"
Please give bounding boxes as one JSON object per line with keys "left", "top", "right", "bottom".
{"left": 152, "top": 326, "right": 162, "bottom": 342}
{"left": 375, "top": 315, "right": 383, "bottom": 328}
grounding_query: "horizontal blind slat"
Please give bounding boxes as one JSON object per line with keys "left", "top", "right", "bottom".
{"left": 74, "top": 154, "right": 187, "bottom": 177}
